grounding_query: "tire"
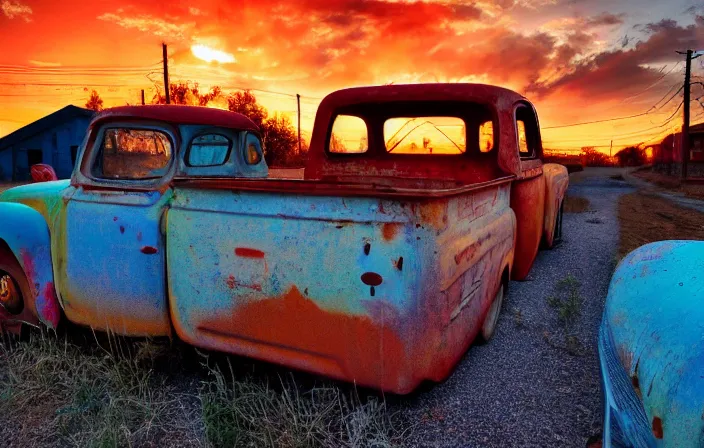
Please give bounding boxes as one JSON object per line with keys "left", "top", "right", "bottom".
{"left": 0, "top": 247, "right": 31, "bottom": 336}
{"left": 479, "top": 284, "right": 505, "bottom": 343}
{"left": 0, "top": 252, "right": 25, "bottom": 315}
{"left": 553, "top": 199, "right": 564, "bottom": 245}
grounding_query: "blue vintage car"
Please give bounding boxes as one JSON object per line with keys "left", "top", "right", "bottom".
{"left": 599, "top": 240, "right": 704, "bottom": 447}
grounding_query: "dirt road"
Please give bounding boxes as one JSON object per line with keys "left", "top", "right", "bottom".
{"left": 398, "top": 168, "right": 634, "bottom": 447}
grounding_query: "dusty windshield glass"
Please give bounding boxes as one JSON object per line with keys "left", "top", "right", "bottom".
{"left": 96, "top": 128, "right": 172, "bottom": 179}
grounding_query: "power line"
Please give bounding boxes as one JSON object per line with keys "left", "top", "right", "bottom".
{"left": 543, "top": 82, "right": 685, "bottom": 130}
{"left": 0, "top": 82, "right": 138, "bottom": 87}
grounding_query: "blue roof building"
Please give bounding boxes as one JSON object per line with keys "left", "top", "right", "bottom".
{"left": 0, "top": 105, "right": 94, "bottom": 181}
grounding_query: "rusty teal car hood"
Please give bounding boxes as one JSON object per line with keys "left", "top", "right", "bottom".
{"left": 0, "top": 180, "right": 72, "bottom": 225}
{"left": 605, "top": 240, "right": 704, "bottom": 446}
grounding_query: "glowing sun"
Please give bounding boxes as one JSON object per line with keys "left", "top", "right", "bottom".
{"left": 191, "top": 44, "right": 236, "bottom": 63}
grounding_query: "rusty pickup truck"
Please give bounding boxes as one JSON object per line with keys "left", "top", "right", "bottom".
{"left": 0, "top": 84, "right": 568, "bottom": 394}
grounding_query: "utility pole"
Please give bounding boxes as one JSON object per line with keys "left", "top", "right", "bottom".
{"left": 677, "top": 49, "right": 703, "bottom": 180}
{"left": 296, "top": 94, "right": 302, "bottom": 154}
{"left": 141, "top": 89, "right": 145, "bottom": 106}
{"left": 162, "top": 43, "right": 171, "bottom": 105}
{"left": 609, "top": 140, "right": 613, "bottom": 158}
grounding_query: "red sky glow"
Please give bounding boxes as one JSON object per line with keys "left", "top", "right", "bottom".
{"left": 1, "top": 0, "right": 703, "bottom": 153}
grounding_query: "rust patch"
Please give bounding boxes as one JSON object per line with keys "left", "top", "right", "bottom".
{"left": 20, "top": 249, "right": 37, "bottom": 292}
{"left": 140, "top": 246, "right": 158, "bottom": 254}
{"left": 382, "top": 223, "right": 402, "bottom": 241}
{"left": 41, "top": 282, "right": 60, "bottom": 328}
{"left": 225, "top": 274, "right": 262, "bottom": 292}
{"left": 235, "top": 247, "right": 266, "bottom": 258}
{"left": 631, "top": 372, "right": 642, "bottom": 399}
{"left": 113, "top": 216, "right": 118, "bottom": 222}
{"left": 119, "top": 225, "right": 125, "bottom": 234}
{"left": 652, "top": 416, "right": 663, "bottom": 439}
{"left": 417, "top": 201, "right": 448, "bottom": 229}
{"left": 198, "top": 286, "right": 406, "bottom": 391}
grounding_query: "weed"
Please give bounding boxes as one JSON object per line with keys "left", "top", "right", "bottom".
{"left": 199, "top": 359, "right": 410, "bottom": 448}
{"left": 546, "top": 274, "right": 584, "bottom": 355}
{"left": 512, "top": 307, "right": 524, "bottom": 328}
{"left": 0, "top": 329, "right": 410, "bottom": 447}
{"left": 563, "top": 195, "right": 590, "bottom": 213}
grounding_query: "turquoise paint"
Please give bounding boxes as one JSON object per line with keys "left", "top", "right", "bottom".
{"left": 601, "top": 240, "right": 704, "bottom": 447}
{"left": 0, "top": 202, "right": 60, "bottom": 328}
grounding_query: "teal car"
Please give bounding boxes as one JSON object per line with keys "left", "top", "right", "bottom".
{"left": 599, "top": 240, "right": 704, "bottom": 447}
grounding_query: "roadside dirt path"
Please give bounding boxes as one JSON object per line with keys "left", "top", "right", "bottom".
{"left": 398, "top": 168, "right": 633, "bottom": 447}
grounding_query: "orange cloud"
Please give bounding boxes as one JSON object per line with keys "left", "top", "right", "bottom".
{"left": 1, "top": 0, "right": 31, "bottom": 21}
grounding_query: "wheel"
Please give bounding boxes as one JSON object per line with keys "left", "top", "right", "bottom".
{"left": 0, "top": 272, "right": 22, "bottom": 314}
{"left": 479, "top": 284, "right": 504, "bottom": 342}
{"left": 0, "top": 247, "right": 32, "bottom": 337}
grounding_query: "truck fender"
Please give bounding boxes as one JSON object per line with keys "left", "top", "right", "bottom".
{"left": 0, "top": 202, "right": 61, "bottom": 329}
{"left": 542, "top": 163, "right": 569, "bottom": 248}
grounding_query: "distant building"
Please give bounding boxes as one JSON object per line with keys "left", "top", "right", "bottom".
{"left": 651, "top": 122, "right": 704, "bottom": 178}
{"left": 0, "top": 105, "right": 94, "bottom": 181}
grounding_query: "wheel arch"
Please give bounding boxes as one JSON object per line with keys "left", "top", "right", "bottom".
{"left": 0, "top": 202, "right": 61, "bottom": 329}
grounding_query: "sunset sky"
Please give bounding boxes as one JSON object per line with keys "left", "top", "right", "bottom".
{"left": 1, "top": 0, "right": 703, "bottom": 152}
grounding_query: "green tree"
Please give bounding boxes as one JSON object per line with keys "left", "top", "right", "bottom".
{"left": 226, "top": 90, "right": 267, "bottom": 126}
{"left": 581, "top": 147, "right": 611, "bottom": 167}
{"left": 226, "top": 90, "right": 303, "bottom": 167}
{"left": 615, "top": 146, "right": 647, "bottom": 167}
{"left": 152, "top": 81, "right": 222, "bottom": 107}
{"left": 85, "top": 90, "right": 104, "bottom": 111}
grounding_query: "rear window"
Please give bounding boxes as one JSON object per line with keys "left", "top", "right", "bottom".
{"left": 384, "top": 117, "right": 466, "bottom": 154}
{"left": 329, "top": 115, "right": 368, "bottom": 154}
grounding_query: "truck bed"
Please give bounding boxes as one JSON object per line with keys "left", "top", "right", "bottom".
{"left": 173, "top": 175, "right": 516, "bottom": 199}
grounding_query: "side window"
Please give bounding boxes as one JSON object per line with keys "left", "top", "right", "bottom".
{"left": 329, "top": 115, "right": 368, "bottom": 154}
{"left": 244, "top": 133, "right": 263, "bottom": 165}
{"left": 188, "top": 134, "right": 231, "bottom": 167}
{"left": 93, "top": 128, "right": 172, "bottom": 180}
{"left": 479, "top": 121, "right": 494, "bottom": 153}
{"left": 516, "top": 105, "right": 540, "bottom": 159}
{"left": 517, "top": 121, "right": 530, "bottom": 156}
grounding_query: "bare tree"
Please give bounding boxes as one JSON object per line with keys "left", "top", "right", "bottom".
{"left": 85, "top": 90, "right": 104, "bottom": 111}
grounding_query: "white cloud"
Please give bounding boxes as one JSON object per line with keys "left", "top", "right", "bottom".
{"left": 97, "top": 12, "right": 194, "bottom": 40}
{"left": 189, "top": 7, "right": 203, "bottom": 16}
{"left": 1, "top": 0, "right": 32, "bottom": 22}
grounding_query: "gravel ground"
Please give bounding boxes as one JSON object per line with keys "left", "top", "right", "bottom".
{"left": 397, "top": 168, "right": 634, "bottom": 448}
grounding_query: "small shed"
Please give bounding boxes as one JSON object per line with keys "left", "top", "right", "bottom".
{"left": 0, "top": 105, "right": 94, "bottom": 181}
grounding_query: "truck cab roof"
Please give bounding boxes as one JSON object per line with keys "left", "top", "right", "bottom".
{"left": 305, "top": 83, "right": 541, "bottom": 184}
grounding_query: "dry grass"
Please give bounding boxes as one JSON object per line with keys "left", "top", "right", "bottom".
{"left": 201, "top": 360, "right": 407, "bottom": 448}
{"left": 617, "top": 191, "right": 704, "bottom": 259}
{"left": 0, "top": 330, "right": 409, "bottom": 448}
{"left": 632, "top": 169, "right": 704, "bottom": 200}
{"left": 563, "top": 195, "right": 590, "bottom": 213}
